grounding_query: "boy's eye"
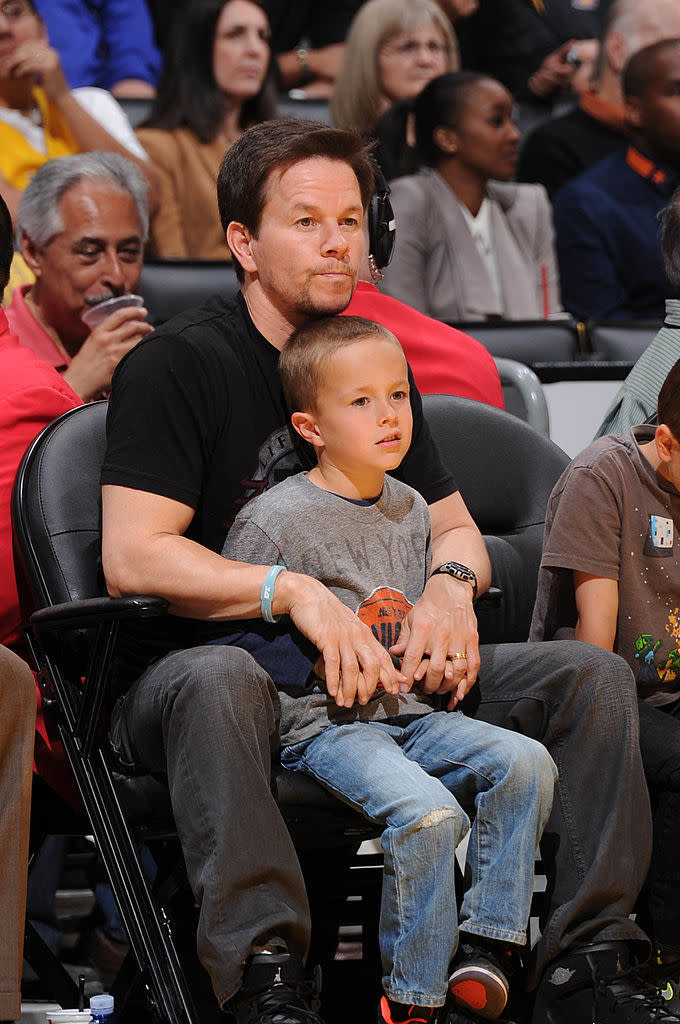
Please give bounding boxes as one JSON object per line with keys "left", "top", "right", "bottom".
{"left": 392, "top": 390, "right": 407, "bottom": 401}
{"left": 352, "top": 396, "right": 369, "bottom": 407}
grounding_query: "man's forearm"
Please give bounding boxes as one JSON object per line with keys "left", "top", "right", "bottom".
{"left": 430, "top": 524, "right": 492, "bottom": 596}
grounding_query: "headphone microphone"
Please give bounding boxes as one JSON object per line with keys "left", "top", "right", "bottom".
{"left": 367, "top": 158, "right": 396, "bottom": 282}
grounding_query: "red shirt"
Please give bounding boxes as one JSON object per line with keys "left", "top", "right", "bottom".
{"left": 5, "top": 284, "right": 69, "bottom": 370}
{"left": 0, "top": 309, "right": 81, "bottom": 649}
{"left": 345, "top": 282, "right": 504, "bottom": 408}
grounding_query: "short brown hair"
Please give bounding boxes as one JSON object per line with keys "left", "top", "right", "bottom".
{"left": 280, "top": 314, "right": 402, "bottom": 413}
{"left": 217, "top": 119, "right": 375, "bottom": 277}
{"left": 658, "top": 357, "right": 680, "bottom": 441}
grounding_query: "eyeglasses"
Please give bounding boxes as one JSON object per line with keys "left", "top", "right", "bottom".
{"left": 380, "top": 39, "right": 448, "bottom": 59}
{"left": 0, "top": 0, "right": 33, "bottom": 20}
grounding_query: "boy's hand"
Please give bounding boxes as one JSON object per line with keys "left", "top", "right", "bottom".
{"left": 279, "top": 573, "right": 405, "bottom": 708}
{"left": 390, "top": 574, "right": 480, "bottom": 709}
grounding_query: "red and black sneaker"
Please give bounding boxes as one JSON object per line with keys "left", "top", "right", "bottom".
{"left": 378, "top": 995, "right": 439, "bottom": 1024}
{"left": 449, "top": 941, "right": 517, "bottom": 1020}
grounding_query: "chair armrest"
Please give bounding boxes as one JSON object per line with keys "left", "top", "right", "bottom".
{"left": 476, "top": 586, "right": 502, "bottom": 608}
{"left": 30, "top": 595, "right": 169, "bottom": 632}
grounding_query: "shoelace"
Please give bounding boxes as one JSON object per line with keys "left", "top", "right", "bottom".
{"left": 246, "top": 976, "right": 322, "bottom": 1024}
{"left": 597, "top": 972, "right": 680, "bottom": 1021}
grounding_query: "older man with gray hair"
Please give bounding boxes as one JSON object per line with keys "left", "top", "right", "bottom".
{"left": 6, "top": 150, "right": 152, "bottom": 401}
{"left": 518, "top": 0, "right": 680, "bottom": 198}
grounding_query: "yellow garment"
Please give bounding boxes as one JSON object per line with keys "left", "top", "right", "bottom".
{"left": 0, "top": 88, "right": 79, "bottom": 191}
{"left": 2, "top": 253, "right": 34, "bottom": 309}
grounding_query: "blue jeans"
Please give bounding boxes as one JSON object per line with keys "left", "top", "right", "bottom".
{"left": 281, "top": 711, "right": 557, "bottom": 1007}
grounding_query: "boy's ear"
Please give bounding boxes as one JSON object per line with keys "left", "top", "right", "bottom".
{"left": 655, "top": 423, "right": 677, "bottom": 464}
{"left": 291, "top": 410, "right": 324, "bottom": 450}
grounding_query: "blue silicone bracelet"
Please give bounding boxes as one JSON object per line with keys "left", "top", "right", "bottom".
{"left": 261, "top": 564, "right": 286, "bottom": 623}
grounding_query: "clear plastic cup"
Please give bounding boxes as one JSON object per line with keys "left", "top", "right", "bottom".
{"left": 81, "top": 293, "right": 144, "bottom": 329}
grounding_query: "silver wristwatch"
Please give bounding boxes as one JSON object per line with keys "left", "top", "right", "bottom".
{"left": 430, "top": 561, "right": 478, "bottom": 600}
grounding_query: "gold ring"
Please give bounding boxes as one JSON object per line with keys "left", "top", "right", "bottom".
{"left": 451, "top": 651, "right": 467, "bottom": 661}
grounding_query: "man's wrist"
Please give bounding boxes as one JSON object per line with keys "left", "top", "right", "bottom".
{"left": 430, "top": 561, "right": 477, "bottom": 600}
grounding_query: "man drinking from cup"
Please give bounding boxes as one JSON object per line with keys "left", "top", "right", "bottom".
{"left": 6, "top": 151, "right": 152, "bottom": 401}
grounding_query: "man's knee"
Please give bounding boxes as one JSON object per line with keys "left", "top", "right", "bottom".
{"left": 172, "top": 645, "right": 279, "bottom": 718}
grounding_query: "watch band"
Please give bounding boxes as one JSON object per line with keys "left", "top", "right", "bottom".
{"left": 430, "top": 561, "right": 478, "bottom": 601}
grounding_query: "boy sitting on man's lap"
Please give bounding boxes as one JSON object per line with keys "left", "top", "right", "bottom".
{"left": 218, "top": 315, "right": 557, "bottom": 1024}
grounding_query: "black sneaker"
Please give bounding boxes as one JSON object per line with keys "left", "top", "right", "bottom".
{"left": 531, "top": 942, "right": 680, "bottom": 1024}
{"left": 231, "top": 949, "right": 323, "bottom": 1024}
{"left": 443, "top": 1007, "right": 518, "bottom": 1024}
{"left": 449, "top": 941, "right": 516, "bottom": 1020}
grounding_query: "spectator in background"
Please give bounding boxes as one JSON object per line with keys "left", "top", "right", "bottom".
{"left": 519, "top": 0, "right": 680, "bottom": 199}
{"left": 456, "top": 0, "right": 602, "bottom": 107}
{"left": 331, "top": 0, "right": 456, "bottom": 139}
{"left": 381, "top": 71, "right": 561, "bottom": 322}
{"left": 33, "top": 0, "right": 161, "bottom": 97}
{"left": 344, "top": 171, "right": 504, "bottom": 408}
{"left": 554, "top": 38, "right": 680, "bottom": 323}
{"left": 596, "top": 184, "right": 680, "bottom": 439}
{"left": 137, "top": 0, "right": 276, "bottom": 260}
{"left": 265, "top": 0, "right": 363, "bottom": 99}
{"left": 0, "top": 0, "right": 156, "bottom": 222}
{"left": 6, "top": 152, "right": 152, "bottom": 401}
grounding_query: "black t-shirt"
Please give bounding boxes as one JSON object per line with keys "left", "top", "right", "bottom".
{"left": 263, "top": 0, "right": 364, "bottom": 53}
{"left": 517, "top": 106, "right": 626, "bottom": 200}
{"left": 102, "top": 292, "right": 457, "bottom": 673}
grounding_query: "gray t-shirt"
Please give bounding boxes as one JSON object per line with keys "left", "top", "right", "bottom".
{"left": 530, "top": 426, "right": 680, "bottom": 703}
{"left": 222, "top": 472, "right": 436, "bottom": 745}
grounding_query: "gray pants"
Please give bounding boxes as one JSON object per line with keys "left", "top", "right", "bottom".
{"left": 473, "top": 640, "right": 651, "bottom": 985}
{"left": 110, "top": 639, "right": 650, "bottom": 1003}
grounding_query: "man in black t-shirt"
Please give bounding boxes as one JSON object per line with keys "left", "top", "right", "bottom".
{"left": 101, "top": 120, "right": 659, "bottom": 1024}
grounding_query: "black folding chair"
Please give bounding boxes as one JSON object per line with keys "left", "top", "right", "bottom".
{"left": 12, "top": 402, "right": 381, "bottom": 1023}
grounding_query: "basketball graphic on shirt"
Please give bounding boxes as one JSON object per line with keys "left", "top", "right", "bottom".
{"left": 357, "top": 587, "right": 412, "bottom": 651}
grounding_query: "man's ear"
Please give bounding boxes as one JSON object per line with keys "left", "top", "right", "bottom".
{"left": 625, "top": 95, "right": 642, "bottom": 132}
{"left": 21, "top": 230, "right": 43, "bottom": 277}
{"left": 604, "top": 31, "right": 627, "bottom": 76}
{"left": 226, "top": 221, "right": 257, "bottom": 275}
{"left": 291, "top": 410, "right": 324, "bottom": 451}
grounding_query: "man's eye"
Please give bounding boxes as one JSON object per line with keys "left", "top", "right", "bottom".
{"left": 120, "top": 248, "right": 141, "bottom": 261}
{"left": 343, "top": 217, "right": 359, "bottom": 227}
{"left": 297, "top": 217, "right": 314, "bottom": 227}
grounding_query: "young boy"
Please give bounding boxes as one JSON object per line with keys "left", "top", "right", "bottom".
{"left": 220, "top": 315, "right": 557, "bottom": 1024}
{"left": 531, "top": 357, "right": 680, "bottom": 1010}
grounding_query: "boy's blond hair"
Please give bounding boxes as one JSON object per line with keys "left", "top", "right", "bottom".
{"left": 280, "top": 315, "right": 403, "bottom": 414}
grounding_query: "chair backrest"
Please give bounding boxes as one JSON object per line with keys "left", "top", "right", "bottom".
{"left": 139, "top": 260, "right": 240, "bottom": 325}
{"left": 12, "top": 402, "right": 109, "bottom": 614}
{"left": 275, "top": 94, "right": 332, "bottom": 124}
{"left": 493, "top": 357, "right": 550, "bottom": 434}
{"left": 422, "top": 394, "right": 570, "bottom": 643}
{"left": 588, "top": 320, "right": 658, "bottom": 361}
{"left": 116, "top": 96, "right": 154, "bottom": 129}
{"left": 448, "top": 318, "right": 580, "bottom": 364}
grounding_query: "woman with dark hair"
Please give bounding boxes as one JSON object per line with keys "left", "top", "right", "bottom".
{"left": 381, "top": 71, "right": 562, "bottom": 322}
{"left": 137, "top": 0, "right": 277, "bottom": 259}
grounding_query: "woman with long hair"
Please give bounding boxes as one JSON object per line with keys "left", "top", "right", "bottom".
{"left": 331, "top": 0, "right": 457, "bottom": 138}
{"left": 381, "top": 71, "right": 562, "bottom": 322}
{"left": 137, "top": 0, "right": 276, "bottom": 259}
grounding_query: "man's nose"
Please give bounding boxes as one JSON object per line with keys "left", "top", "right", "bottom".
{"left": 100, "top": 250, "right": 127, "bottom": 292}
{"left": 321, "top": 223, "right": 349, "bottom": 257}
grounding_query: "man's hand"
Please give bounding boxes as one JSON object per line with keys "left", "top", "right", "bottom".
{"left": 0, "top": 39, "right": 69, "bottom": 104}
{"left": 63, "top": 305, "right": 153, "bottom": 401}
{"left": 278, "top": 572, "right": 405, "bottom": 709}
{"left": 528, "top": 40, "right": 590, "bottom": 99}
{"left": 390, "top": 574, "right": 480, "bottom": 710}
